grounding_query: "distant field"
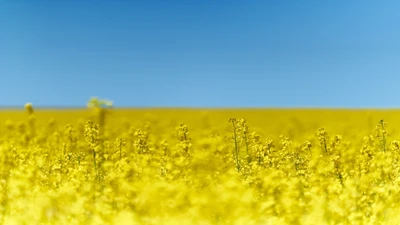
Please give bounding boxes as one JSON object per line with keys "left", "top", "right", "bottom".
{"left": 1, "top": 108, "right": 400, "bottom": 224}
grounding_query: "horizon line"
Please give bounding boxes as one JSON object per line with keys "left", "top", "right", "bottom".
{"left": 2, "top": 106, "right": 400, "bottom": 110}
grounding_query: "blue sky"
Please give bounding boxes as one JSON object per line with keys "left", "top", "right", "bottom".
{"left": 1, "top": 1, "right": 400, "bottom": 108}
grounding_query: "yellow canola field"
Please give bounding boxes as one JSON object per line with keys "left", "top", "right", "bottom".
{"left": 1, "top": 108, "right": 400, "bottom": 224}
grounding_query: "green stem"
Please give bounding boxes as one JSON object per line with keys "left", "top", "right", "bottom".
{"left": 231, "top": 120, "right": 240, "bottom": 171}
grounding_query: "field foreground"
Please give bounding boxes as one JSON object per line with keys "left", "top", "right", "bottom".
{"left": 1, "top": 108, "right": 400, "bottom": 224}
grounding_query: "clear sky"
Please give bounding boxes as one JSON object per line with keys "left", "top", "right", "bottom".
{"left": 1, "top": 1, "right": 400, "bottom": 108}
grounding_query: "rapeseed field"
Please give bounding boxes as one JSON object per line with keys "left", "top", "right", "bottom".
{"left": 1, "top": 101, "right": 400, "bottom": 224}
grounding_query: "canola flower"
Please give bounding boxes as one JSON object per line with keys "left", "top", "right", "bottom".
{"left": 1, "top": 104, "right": 400, "bottom": 224}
